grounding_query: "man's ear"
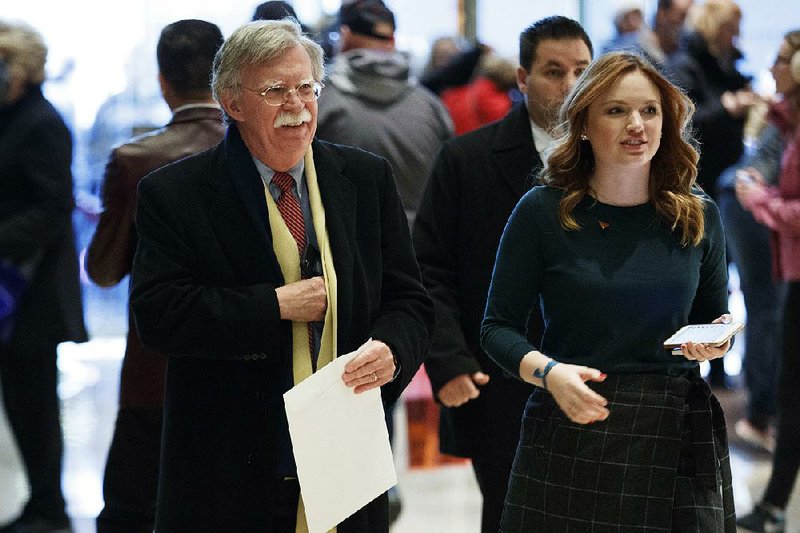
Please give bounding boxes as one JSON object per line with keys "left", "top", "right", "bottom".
{"left": 220, "top": 90, "right": 244, "bottom": 122}
{"left": 157, "top": 72, "right": 174, "bottom": 106}
{"left": 516, "top": 66, "right": 528, "bottom": 94}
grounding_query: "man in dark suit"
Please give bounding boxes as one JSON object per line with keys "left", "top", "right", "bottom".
{"left": 129, "top": 19, "right": 432, "bottom": 532}
{"left": 0, "top": 20, "right": 87, "bottom": 533}
{"left": 412, "top": 16, "right": 593, "bottom": 532}
{"left": 86, "top": 19, "right": 225, "bottom": 533}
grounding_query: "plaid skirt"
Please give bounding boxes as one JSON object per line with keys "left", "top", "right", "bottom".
{"left": 501, "top": 372, "right": 735, "bottom": 532}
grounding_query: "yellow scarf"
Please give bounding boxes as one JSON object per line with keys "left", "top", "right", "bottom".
{"left": 263, "top": 146, "right": 337, "bottom": 533}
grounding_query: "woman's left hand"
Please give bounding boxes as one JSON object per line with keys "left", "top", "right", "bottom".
{"left": 680, "top": 314, "right": 733, "bottom": 362}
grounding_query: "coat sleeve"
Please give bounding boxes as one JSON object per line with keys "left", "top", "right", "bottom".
{"left": 413, "top": 145, "right": 481, "bottom": 394}
{"left": 480, "top": 191, "right": 544, "bottom": 379}
{"left": 746, "top": 191, "right": 800, "bottom": 236}
{"left": 86, "top": 149, "right": 137, "bottom": 287}
{"left": 0, "top": 111, "right": 73, "bottom": 265}
{"left": 130, "top": 173, "right": 284, "bottom": 359}
{"left": 688, "top": 199, "right": 730, "bottom": 324}
{"left": 368, "top": 158, "right": 435, "bottom": 404}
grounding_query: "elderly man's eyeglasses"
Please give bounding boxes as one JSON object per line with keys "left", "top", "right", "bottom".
{"left": 245, "top": 81, "right": 324, "bottom": 106}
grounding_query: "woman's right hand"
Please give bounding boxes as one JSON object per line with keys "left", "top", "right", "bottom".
{"left": 546, "top": 364, "right": 609, "bottom": 425}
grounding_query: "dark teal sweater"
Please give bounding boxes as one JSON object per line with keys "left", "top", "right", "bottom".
{"left": 481, "top": 186, "right": 728, "bottom": 377}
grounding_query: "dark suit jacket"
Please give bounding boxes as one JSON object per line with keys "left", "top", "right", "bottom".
{"left": 0, "top": 87, "right": 86, "bottom": 348}
{"left": 87, "top": 105, "right": 226, "bottom": 408}
{"left": 129, "top": 124, "right": 433, "bottom": 532}
{"left": 412, "top": 103, "right": 543, "bottom": 457}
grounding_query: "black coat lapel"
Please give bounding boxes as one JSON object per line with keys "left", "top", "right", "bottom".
{"left": 311, "top": 139, "right": 356, "bottom": 283}
{"left": 492, "top": 103, "right": 542, "bottom": 197}
{"left": 224, "top": 125, "right": 273, "bottom": 248}
{"left": 222, "top": 125, "right": 283, "bottom": 276}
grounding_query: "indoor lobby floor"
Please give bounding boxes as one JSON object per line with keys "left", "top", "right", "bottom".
{"left": 1, "top": 342, "right": 798, "bottom": 533}
{"left": 1, "top": 278, "right": 799, "bottom": 532}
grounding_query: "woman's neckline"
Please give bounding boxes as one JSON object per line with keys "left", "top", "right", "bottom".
{"left": 587, "top": 191, "right": 651, "bottom": 208}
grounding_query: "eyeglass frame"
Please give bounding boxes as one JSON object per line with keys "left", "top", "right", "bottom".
{"left": 243, "top": 80, "right": 325, "bottom": 106}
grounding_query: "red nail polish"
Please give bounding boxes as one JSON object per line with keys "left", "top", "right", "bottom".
{"left": 600, "top": 373, "right": 607, "bottom": 379}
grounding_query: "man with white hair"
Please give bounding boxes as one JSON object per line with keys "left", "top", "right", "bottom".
{"left": 129, "top": 19, "right": 433, "bottom": 532}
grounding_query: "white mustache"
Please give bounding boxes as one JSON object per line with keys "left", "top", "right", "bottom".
{"left": 273, "top": 108, "right": 312, "bottom": 128}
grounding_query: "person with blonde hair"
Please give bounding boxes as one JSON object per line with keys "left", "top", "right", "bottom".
{"left": 667, "top": 0, "right": 757, "bottom": 202}
{"left": 481, "top": 51, "right": 735, "bottom": 531}
{"left": 0, "top": 20, "right": 87, "bottom": 533}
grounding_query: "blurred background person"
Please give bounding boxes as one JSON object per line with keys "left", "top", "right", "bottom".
{"left": 420, "top": 40, "right": 486, "bottom": 97}
{"left": 316, "top": 0, "right": 452, "bottom": 230}
{"left": 667, "top": 0, "right": 757, "bottom": 389}
{"left": 414, "top": 16, "right": 592, "bottom": 533}
{"left": 735, "top": 28, "right": 800, "bottom": 533}
{"left": 439, "top": 53, "right": 519, "bottom": 136}
{"left": 86, "top": 19, "right": 225, "bottom": 533}
{"left": 600, "top": 1, "right": 652, "bottom": 56}
{"left": 715, "top": 100, "right": 785, "bottom": 453}
{"left": 0, "top": 20, "right": 87, "bottom": 533}
{"left": 252, "top": 0, "right": 313, "bottom": 34}
{"left": 420, "top": 36, "right": 461, "bottom": 82}
{"left": 652, "top": 0, "right": 693, "bottom": 61}
{"left": 601, "top": 0, "right": 692, "bottom": 67}
{"left": 668, "top": 0, "right": 756, "bottom": 203}
{"left": 252, "top": 0, "right": 299, "bottom": 22}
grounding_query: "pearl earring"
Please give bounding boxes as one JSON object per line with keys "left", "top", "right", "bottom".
{"left": 580, "top": 134, "right": 588, "bottom": 141}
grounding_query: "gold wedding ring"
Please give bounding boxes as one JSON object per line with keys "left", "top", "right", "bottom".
{"left": 371, "top": 372, "right": 378, "bottom": 382}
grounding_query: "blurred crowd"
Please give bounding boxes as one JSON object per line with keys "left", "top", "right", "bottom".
{"left": 2, "top": 0, "right": 800, "bottom": 531}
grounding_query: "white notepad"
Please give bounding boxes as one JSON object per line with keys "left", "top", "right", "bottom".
{"left": 663, "top": 322, "right": 743, "bottom": 349}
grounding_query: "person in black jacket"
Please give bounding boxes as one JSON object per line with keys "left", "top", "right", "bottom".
{"left": 667, "top": 0, "right": 757, "bottom": 202}
{"left": 129, "top": 20, "right": 432, "bottom": 532}
{"left": 0, "top": 20, "right": 87, "bottom": 533}
{"left": 412, "top": 16, "right": 592, "bottom": 533}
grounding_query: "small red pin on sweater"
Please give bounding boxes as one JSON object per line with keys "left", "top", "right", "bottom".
{"left": 598, "top": 220, "right": 610, "bottom": 230}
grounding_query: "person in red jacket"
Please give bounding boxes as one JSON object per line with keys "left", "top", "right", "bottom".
{"left": 441, "top": 54, "right": 518, "bottom": 135}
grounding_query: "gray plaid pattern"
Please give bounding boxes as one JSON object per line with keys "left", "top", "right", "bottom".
{"left": 501, "top": 373, "right": 735, "bottom": 532}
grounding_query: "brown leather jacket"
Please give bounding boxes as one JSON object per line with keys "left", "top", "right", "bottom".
{"left": 87, "top": 105, "right": 226, "bottom": 408}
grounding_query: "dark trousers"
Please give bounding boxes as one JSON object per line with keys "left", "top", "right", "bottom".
{"left": 0, "top": 341, "right": 68, "bottom": 524}
{"left": 764, "top": 281, "right": 800, "bottom": 508}
{"left": 96, "top": 408, "right": 162, "bottom": 533}
{"left": 471, "top": 439, "right": 518, "bottom": 533}
{"left": 718, "top": 188, "right": 784, "bottom": 423}
{"left": 272, "top": 479, "right": 301, "bottom": 532}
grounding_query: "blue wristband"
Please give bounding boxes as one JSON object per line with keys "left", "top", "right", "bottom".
{"left": 533, "top": 360, "right": 560, "bottom": 390}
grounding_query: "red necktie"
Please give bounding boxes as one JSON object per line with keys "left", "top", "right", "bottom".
{"left": 272, "top": 172, "right": 317, "bottom": 367}
{"left": 272, "top": 172, "right": 306, "bottom": 256}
